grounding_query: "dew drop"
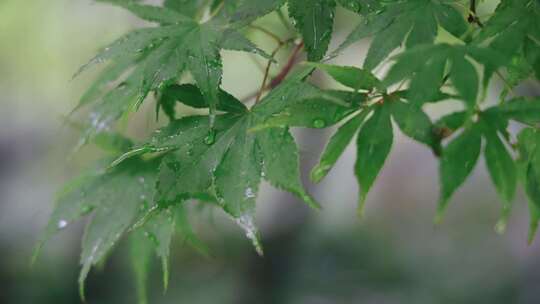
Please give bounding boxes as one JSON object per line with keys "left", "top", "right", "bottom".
{"left": 57, "top": 220, "right": 68, "bottom": 229}
{"left": 144, "top": 231, "right": 159, "bottom": 246}
{"left": 234, "top": 214, "right": 263, "bottom": 256}
{"left": 313, "top": 119, "right": 326, "bottom": 128}
{"left": 244, "top": 187, "right": 256, "bottom": 199}
{"left": 81, "top": 205, "right": 92, "bottom": 215}
{"left": 204, "top": 129, "right": 217, "bottom": 145}
{"left": 310, "top": 163, "right": 331, "bottom": 183}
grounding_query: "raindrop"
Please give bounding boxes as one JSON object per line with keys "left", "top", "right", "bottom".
{"left": 144, "top": 231, "right": 160, "bottom": 246}
{"left": 244, "top": 187, "right": 256, "bottom": 199}
{"left": 81, "top": 205, "right": 92, "bottom": 215}
{"left": 234, "top": 214, "right": 263, "bottom": 256}
{"left": 58, "top": 220, "right": 68, "bottom": 229}
{"left": 313, "top": 119, "right": 326, "bottom": 128}
{"left": 310, "top": 163, "right": 331, "bottom": 183}
{"left": 204, "top": 129, "right": 217, "bottom": 145}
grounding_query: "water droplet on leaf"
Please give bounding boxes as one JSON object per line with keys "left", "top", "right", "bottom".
{"left": 311, "top": 163, "right": 331, "bottom": 183}
{"left": 313, "top": 119, "right": 326, "bottom": 128}
{"left": 81, "top": 205, "right": 92, "bottom": 215}
{"left": 244, "top": 187, "right": 256, "bottom": 199}
{"left": 144, "top": 231, "right": 159, "bottom": 246}
{"left": 204, "top": 129, "right": 216, "bottom": 145}
{"left": 234, "top": 214, "right": 263, "bottom": 256}
{"left": 58, "top": 220, "right": 68, "bottom": 229}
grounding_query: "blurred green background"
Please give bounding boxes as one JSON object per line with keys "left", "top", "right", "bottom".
{"left": 1, "top": 0, "right": 540, "bottom": 303}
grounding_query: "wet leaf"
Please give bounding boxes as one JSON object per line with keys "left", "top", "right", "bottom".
{"left": 77, "top": 158, "right": 159, "bottom": 299}
{"left": 390, "top": 100, "right": 438, "bottom": 150}
{"left": 340, "top": 0, "right": 467, "bottom": 69}
{"left": 255, "top": 90, "right": 362, "bottom": 130}
{"left": 355, "top": 104, "right": 393, "bottom": 214}
{"left": 75, "top": 9, "right": 267, "bottom": 139}
{"left": 311, "top": 111, "right": 368, "bottom": 183}
{"left": 288, "top": 0, "right": 336, "bottom": 61}
{"left": 518, "top": 128, "right": 540, "bottom": 242}
{"left": 257, "top": 127, "right": 320, "bottom": 209}
{"left": 437, "top": 126, "right": 482, "bottom": 222}
{"left": 306, "top": 63, "right": 381, "bottom": 91}
{"left": 129, "top": 231, "right": 153, "bottom": 304}
{"left": 483, "top": 129, "right": 516, "bottom": 230}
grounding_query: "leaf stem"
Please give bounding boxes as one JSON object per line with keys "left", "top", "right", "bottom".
{"left": 270, "top": 41, "right": 304, "bottom": 89}
{"left": 256, "top": 46, "right": 284, "bottom": 103}
{"left": 252, "top": 40, "right": 304, "bottom": 103}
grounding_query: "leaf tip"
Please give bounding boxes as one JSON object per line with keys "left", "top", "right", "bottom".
{"left": 494, "top": 219, "right": 507, "bottom": 235}
{"left": 78, "top": 274, "right": 87, "bottom": 303}
{"left": 30, "top": 242, "right": 43, "bottom": 267}
{"left": 434, "top": 197, "right": 450, "bottom": 225}
{"left": 161, "top": 257, "right": 169, "bottom": 294}
{"left": 301, "top": 193, "right": 322, "bottom": 211}
{"left": 433, "top": 208, "right": 444, "bottom": 226}
{"left": 310, "top": 164, "right": 330, "bottom": 184}
{"left": 356, "top": 195, "right": 367, "bottom": 219}
{"left": 495, "top": 206, "right": 511, "bottom": 235}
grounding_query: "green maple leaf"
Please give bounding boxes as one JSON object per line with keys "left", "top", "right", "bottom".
{"left": 475, "top": 0, "right": 540, "bottom": 84}
{"left": 112, "top": 67, "right": 327, "bottom": 255}
{"left": 483, "top": 126, "right": 516, "bottom": 232}
{"left": 436, "top": 124, "right": 482, "bottom": 222}
{"left": 163, "top": 0, "right": 206, "bottom": 18}
{"left": 74, "top": 1, "right": 269, "bottom": 141}
{"left": 434, "top": 98, "right": 540, "bottom": 225}
{"left": 383, "top": 44, "right": 506, "bottom": 107}
{"left": 36, "top": 156, "right": 209, "bottom": 302}
{"left": 34, "top": 155, "right": 160, "bottom": 300}
{"left": 337, "top": 0, "right": 469, "bottom": 69}
{"left": 288, "top": 0, "right": 386, "bottom": 61}
{"left": 128, "top": 203, "right": 208, "bottom": 304}
{"left": 231, "top": 0, "right": 377, "bottom": 61}
{"left": 263, "top": 64, "right": 439, "bottom": 214}
{"left": 518, "top": 128, "right": 540, "bottom": 243}
{"left": 288, "top": 0, "right": 336, "bottom": 61}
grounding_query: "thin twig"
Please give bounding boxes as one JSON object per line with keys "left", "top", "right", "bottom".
{"left": 495, "top": 70, "right": 515, "bottom": 97}
{"left": 256, "top": 46, "right": 283, "bottom": 103}
{"left": 269, "top": 41, "right": 304, "bottom": 89}
{"left": 248, "top": 25, "right": 284, "bottom": 45}
{"left": 245, "top": 41, "right": 304, "bottom": 103}
{"left": 248, "top": 54, "right": 268, "bottom": 73}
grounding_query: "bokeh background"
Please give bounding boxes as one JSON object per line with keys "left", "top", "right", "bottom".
{"left": 1, "top": 0, "right": 540, "bottom": 303}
